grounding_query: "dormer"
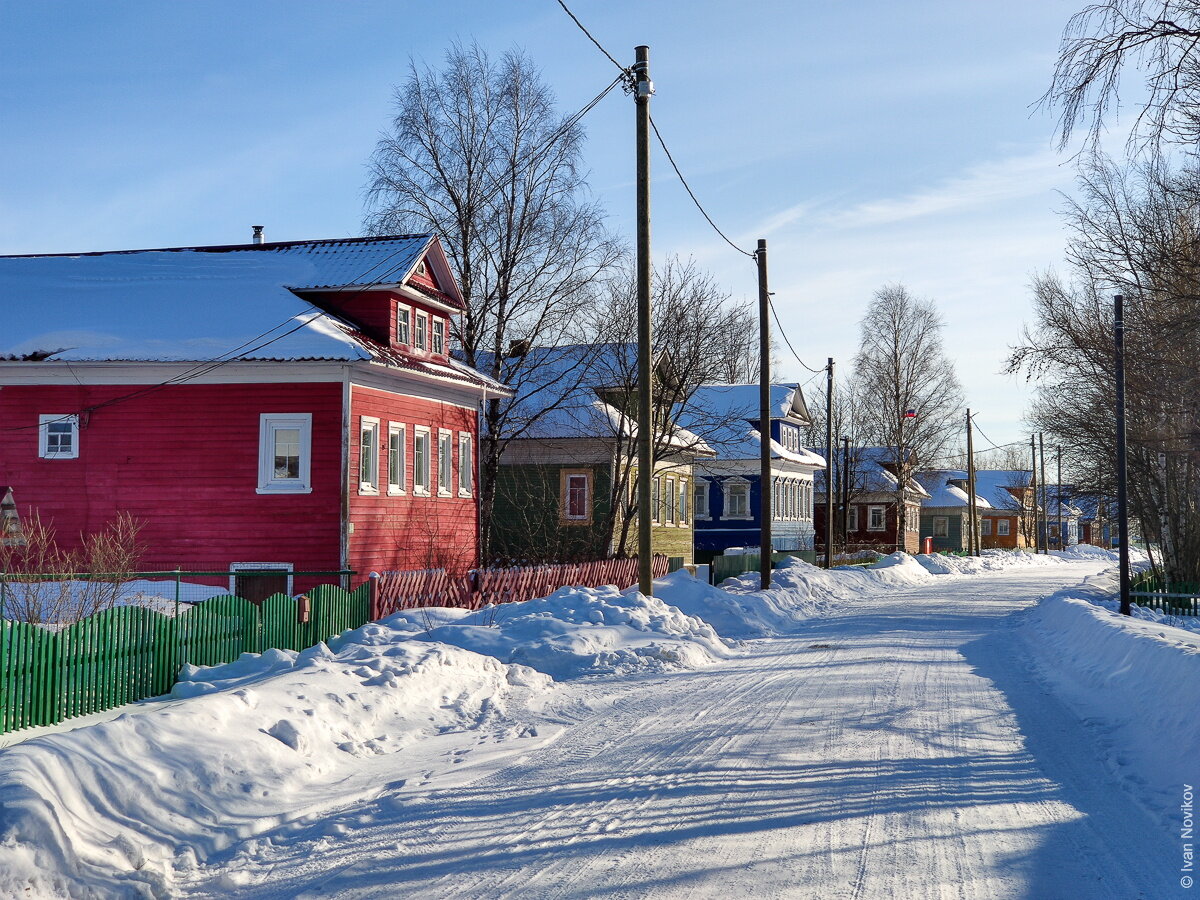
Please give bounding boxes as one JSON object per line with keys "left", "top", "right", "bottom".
{"left": 290, "top": 235, "right": 464, "bottom": 361}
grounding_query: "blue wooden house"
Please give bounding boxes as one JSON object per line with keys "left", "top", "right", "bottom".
{"left": 678, "top": 384, "right": 825, "bottom": 563}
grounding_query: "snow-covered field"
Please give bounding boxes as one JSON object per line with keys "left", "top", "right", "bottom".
{"left": 1, "top": 548, "right": 1195, "bottom": 898}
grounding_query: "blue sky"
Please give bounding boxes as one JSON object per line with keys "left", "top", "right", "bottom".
{"left": 0, "top": 1, "right": 1086, "bottom": 450}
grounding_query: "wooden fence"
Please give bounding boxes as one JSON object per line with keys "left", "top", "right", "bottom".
{"left": 371, "top": 555, "right": 672, "bottom": 619}
{"left": 1130, "top": 572, "right": 1200, "bottom": 617}
{"left": 0, "top": 584, "right": 369, "bottom": 735}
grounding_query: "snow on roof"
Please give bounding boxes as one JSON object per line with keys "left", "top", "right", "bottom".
{"left": 813, "top": 447, "right": 930, "bottom": 498}
{"left": 678, "top": 384, "right": 823, "bottom": 467}
{"left": 973, "top": 470, "right": 1030, "bottom": 511}
{"left": 916, "top": 469, "right": 993, "bottom": 509}
{"left": 0, "top": 236, "right": 444, "bottom": 363}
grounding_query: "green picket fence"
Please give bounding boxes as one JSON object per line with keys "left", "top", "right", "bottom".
{"left": 1130, "top": 572, "right": 1200, "bottom": 617}
{"left": 0, "top": 583, "right": 371, "bottom": 734}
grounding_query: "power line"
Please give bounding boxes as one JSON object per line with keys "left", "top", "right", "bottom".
{"left": 554, "top": 0, "right": 633, "bottom": 84}
{"left": 648, "top": 115, "right": 755, "bottom": 259}
{"left": 767, "top": 295, "right": 823, "bottom": 374}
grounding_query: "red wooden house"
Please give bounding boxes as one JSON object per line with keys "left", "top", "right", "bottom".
{"left": 0, "top": 234, "right": 504, "bottom": 598}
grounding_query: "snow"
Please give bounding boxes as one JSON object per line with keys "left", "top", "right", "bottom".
{"left": 0, "top": 579, "right": 221, "bottom": 624}
{"left": 1, "top": 548, "right": 1195, "bottom": 898}
{"left": 916, "top": 468, "right": 993, "bottom": 508}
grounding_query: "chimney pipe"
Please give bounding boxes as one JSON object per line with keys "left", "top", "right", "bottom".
{"left": 252, "top": 225, "right": 264, "bottom": 245}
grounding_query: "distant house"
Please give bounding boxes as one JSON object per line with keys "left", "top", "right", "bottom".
{"left": 814, "top": 447, "right": 929, "bottom": 555}
{"left": 0, "top": 234, "right": 505, "bottom": 597}
{"left": 916, "top": 469, "right": 992, "bottom": 553}
{"left": 1042, "top": 487, "right": 1083, "bottom": 550}
{"left": 1070, "top": 493, "right": 1113, "bottom": 547}
{"left": 487, "top": 344, "right": 711, "bottom": 565}
{"left": 679, "top": 384, "right": 825, "bottom": 564}
{"left": 972, "top": 470, "right": 1035, "bottom": 549}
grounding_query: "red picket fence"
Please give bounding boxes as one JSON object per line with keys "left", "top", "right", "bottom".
{"left": 370, "top": 556, "right": 672, "bottom": 619}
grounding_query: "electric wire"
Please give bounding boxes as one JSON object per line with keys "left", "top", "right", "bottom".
{"left": 554, "top": 0, "right": 633, "bottom": 84}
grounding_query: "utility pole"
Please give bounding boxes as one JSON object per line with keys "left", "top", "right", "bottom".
{"left": 966, "top": 409, "right": 979, "bottom": 556}
{"left": 1057, "top": 446, "right": 1064, "bottom": 550}
{"left": 1030, "top": 434, "right": 1040, "bottom": 553}
{"left": 756, "top": 239, "right": 772, "bottom": 591}
{"left": 841, "top": 436, "right": 851, "bottom": 555}
{"left": 1039, "top": 432, "right": 1048, "bottom": 553}
{"left": 824, "top": 358, "right": 834, "bottom": 568}
{"left": 634, "top": 45, "right": 654, "bottom": 597}
{"left": 1114, "top": 294, "right": 1131, "bottom": 615}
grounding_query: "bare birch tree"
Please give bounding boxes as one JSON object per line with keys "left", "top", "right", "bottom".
{"left": 852, "top": 285, "right": 964, "bottom": 548}
{"left": 1044, "top": 0, "right": 1200, "bottom": 156}
{"left": 364, "top": 42, "right": 621, "bottom": 558}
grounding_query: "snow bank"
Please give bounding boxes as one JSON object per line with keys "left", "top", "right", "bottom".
{"left": 1025, "top": 569, "right": 1200, "bottom": 822}
{"left": 0, "top": 620, "right": 550, "bottom": 899}
{"left": 385, "top": 584, "right": 731, "bottom": 679}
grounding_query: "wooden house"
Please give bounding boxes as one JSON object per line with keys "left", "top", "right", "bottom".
{"left": 0, "top": 234, "right": 505, "bottom": 596}
{"left": 814, "top": 447, "right": 928, "bottom": 555}
{"left": 916, "top": 468, "right": 992, "bottom": 553}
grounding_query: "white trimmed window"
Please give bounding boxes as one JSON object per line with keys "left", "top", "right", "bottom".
{"left": 998, "top": 519, "right": 1011, "bottom": 536}
{"left": 437, "top": 429, "right": 453, "bottom": 496}
{"left": 387, "top": 423, "right": 406, "bottom": 494}
{"left": 981, "top": 517, "right": 992, "bottom": 536}
{"left": 432, "top": 318, "right": 445, "bottom": 355}
{"left": 868, "top": 505, "right": 886, "bottom": 531}
{"left": 651, "top": 476, "right": 661, "bottom": 523}
{"left": 724, "top": 479, "right": 751, "bottom": 519}
{"left": 666, "top": 477, "right": 677, "bottom": 524}
{"left": 933, "top": 516, "right": 949, "bottom": 538}
{"left": 694, "top": 480, "right": 709, "bottom": 519}
{"left": 38, "top": 414, "right": 79, "bottom": 459}
{"left": 415, "top": 312, "right": 428, "bottom": 351}
{"left": 458, "top": 433, "right": 473, "bottom": 496}
{"left": 848, "top": 505, "right": 859, "bottom": 531}
{"left": 359, "top": 417, "right": 380, "bottom": 494}
{"left": 396, "top": 305, "right": 411, "bottom": 345}
{"left": 679, "top": 478, "right": 689, "bottom": 524}
{"left": 257, "top": 413, "right": 312, "bottom": 493}
{"left": 562, "top": 470, "right": 591, "bottom": 522}
{"left": 413, "top": 427, "right": 431, "bottom": 495}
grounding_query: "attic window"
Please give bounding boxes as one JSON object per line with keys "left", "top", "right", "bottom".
{"left": 414, "top": 260, "right": 428, "bottom": 278}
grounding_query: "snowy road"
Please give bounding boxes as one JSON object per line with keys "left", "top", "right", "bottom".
{"left": 181, "top": 562, "right": 1182, "bottom": 899}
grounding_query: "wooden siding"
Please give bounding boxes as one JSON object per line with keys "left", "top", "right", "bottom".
{"left": 347, "top": 384, "right": 478, "bottom": 575}
{"left": 0, "top": 382, "right": 344, "bottom": 579}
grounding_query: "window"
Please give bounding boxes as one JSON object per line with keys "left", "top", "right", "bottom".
{"left": 725, "top": 480, "right": 751, "bottom": 519}
{"left": 694, "top": 480, "right": 709, "bottom": 519}
{"left": 387, "top": 423, "right": 406, "bottom": 494}
{"left": 666, "top": 477, "right": 677, "bottom": 524}
{"left": 432, "top": 318, "right": 445, "bottom": 355}
{"left": 437, "top": 429, "right": 453, "bottom": 496}
{"left": 359, "top": 417, "right": 380, "bottom": 493}
{"left": 679, "top": 479, "right": 689, "bottom": 524}
{"left": 257, "top": 414, "right": 312, "bottom": 493}
{"left": 396, "top": 305, "right": 411, "bottom": 345}
{"left": 414, "top": 260, "right": 428, "bottom": 278}
{"left": 458, "top": 433, "right": 473, "bottom": 496}
{"left": 652, "top": 476, "right": 661, "bottom": 523}
{"left": 980, "top": 517, "right": 992, "bottom": 536}
{"left": 932, "top": 516, "right": 949, "bottom": 538}
{"left": 38, "top": 414, "right": 79, "bottom": 459}
{"left": 998, "top": 519, "right": 1011, "bottom": 536}
{"left": 848, "top": 506, "right": 858, "bottom": 532}
{"left": 907, "top": 504, "right": 920, "bottom": 532}
{"left": 413, "top": 427, "right": 431, "bottom": 495}
{"left": 868, "top": 505, "right": 886, "bottom": 531}
{"left": 562, "top": 470, "right": 591, "bottom": 523}
{"left": 415, "top": 313, "right": 428, "bottom": 351}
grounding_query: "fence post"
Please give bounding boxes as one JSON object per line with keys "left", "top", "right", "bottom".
{"left": 368, "top": 572, "right": 380, "bottom": 621}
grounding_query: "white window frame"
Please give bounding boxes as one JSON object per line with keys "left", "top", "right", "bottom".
{"left": 848, "top": 505, "right": 859, "bottom": 532}
{"left": 868, "top": 505, "right": 886, "bottom": 532}
{"left": 414, "top": 312, "right": 428, "bottom": 351}
{"left": 724, "top": 478, "right": 752, "bottom": 520}
{"left": 229, "top": 562, "right": 293, "bottom": 597}
{"left": 413, "top": 426, "right": 431, "bottom": 496}
{"left": 38, "top": 414, "right": 79, "bottom": 459}
{"left": 437, "top": 428, "right": 453, "bottom": 496}
{"left": 396, "top": 304, "right": 411, "bottom": 346}
{"left": 666, "top": 476, "right": 677, "bottom": 524}
{"left": 458, "top": 432, "right": 473, "bottom": 496}
{"left": 358, "top": 416, "right": 380, "bottom": 494}
{"left": 998, "top": 518, "right": 1011, "bottom": 536}
{"left": 679, "top": 478, "right": 689, "bottom": 525}
{"left": 387, "top": 422, "right": 406, "bottom": 495}
{"left": 980, "top": 517, "right": 992, "bottom": 536}
{"left": 693, "top": 479, "right": 710, "bottom": 520}
{"left": 257, "top": 413, "right": 312, "bottom": 494}
{"left": 432, "top": 318, "right": 445, "bottom": 355}
{"left": 932, "top": 516, "right": 949, "bottom": 538}
{"left": 563, "top": 471, "right": 591, "bottom": 522}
